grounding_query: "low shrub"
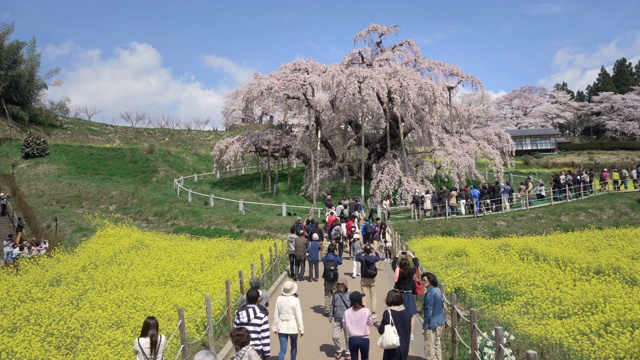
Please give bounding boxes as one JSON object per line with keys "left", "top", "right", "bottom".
{"left": 21, "top": 132, "right": 50, "bottom": 159}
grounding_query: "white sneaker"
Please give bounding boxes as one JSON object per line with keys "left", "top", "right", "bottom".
{"left": 410, "top": 334, "right": 414, "bottom": 341}
{"left": 372, "top": 313, "right": 377, "bottom": 319}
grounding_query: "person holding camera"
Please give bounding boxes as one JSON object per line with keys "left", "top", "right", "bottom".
{"left": 392, "top": 250, "right": 420, "bottom": 341}
{"left": 356, "top": 244, "right": 380, "bottom": 319}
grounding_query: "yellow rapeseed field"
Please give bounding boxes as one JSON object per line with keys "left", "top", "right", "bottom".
{"left": 409, "top": 227, "right": 640, "bottom": 359}
{"left": 0, "top": 222, "right": 279, "bottom": 360}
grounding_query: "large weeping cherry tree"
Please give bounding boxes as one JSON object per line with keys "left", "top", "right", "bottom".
{"left": 214, "top": 24, "right": 513, "bottom": 204}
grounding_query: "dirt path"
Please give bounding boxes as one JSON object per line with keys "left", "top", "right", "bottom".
{"left": 266, "top": 257, "right": 426, "bottom": 360}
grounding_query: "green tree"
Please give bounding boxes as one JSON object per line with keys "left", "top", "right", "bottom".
{"left": 0, "top": 22, "right": 59, "bottom": 124}
{"left": 634, "top": 60, "right": 640, "bottom": 86}
{"left": 553, "top": 81, "right": 575, "bottom": 100}
{"left": 587, "top": 66, "right": 617, "bottom": 99}
{"left": 611, "top": 57, "right": 636, "bottom": 94}
{"left": 575, "top": 90, "right": 586, "bottom": 102}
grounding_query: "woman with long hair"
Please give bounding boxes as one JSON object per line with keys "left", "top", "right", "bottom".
{"left": 343, "top": 291, "right": 373, "bottom": 360}
{"left": 134, "top": 316, "right": 166, "bottom": 360}
{"left": 392, "top": 251, "right": 419, "bottom": 340}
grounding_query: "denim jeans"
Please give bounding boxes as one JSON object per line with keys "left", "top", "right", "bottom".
{"left": 348, "top": 336, "right": 369, "bottom": 360}
{"left": 278, "top": 333, "right": 298, "bottom": 360}
{"left": 289, "top": 254, "right": 296, "bottom": 278}
{"left": 4, "top": 251, "right": 12, "bottom": 265}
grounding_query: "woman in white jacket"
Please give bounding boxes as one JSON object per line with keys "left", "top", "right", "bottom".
{"left": 272, "top": 280, "right": 304, "bottom": 360}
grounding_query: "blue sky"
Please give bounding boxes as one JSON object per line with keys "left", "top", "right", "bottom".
{"left": 3, "top": 1, "right": 640, "bottom": 128}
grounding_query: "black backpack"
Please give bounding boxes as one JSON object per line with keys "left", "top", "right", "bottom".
{"left": 361, "top": 259, "right": 378, "bottom": 278}
{"left": 323, "top": 257, "right": 339, "bottom": 282}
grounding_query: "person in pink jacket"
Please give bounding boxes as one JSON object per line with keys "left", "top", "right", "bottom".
{"left": 343, "top": 292, "right": 373, "bottom": 360}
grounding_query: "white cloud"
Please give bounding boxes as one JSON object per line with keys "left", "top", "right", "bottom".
{"left": 44, "top": 39, "right": 76, "bottom": 58}
{"left": 522, "top": 4, "right": 565, "bottom": 15}
{"left": 46, "top": 42, "right": 253, "bottom": 129}
{"left": 539, "top": 34, "right": 640, "bottom": 92}
{"left": 201, "top": 54, "right": 255, "bottom": 84}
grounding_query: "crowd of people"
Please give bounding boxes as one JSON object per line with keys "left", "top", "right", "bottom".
{"left": 404, "top": 164, "right": 640, "bottom": 219}
{"left": 1, "top": 191, "right": 51, "bottom": 265}
{"left": 222, "top": 194, "right": 447, "bottom": 360}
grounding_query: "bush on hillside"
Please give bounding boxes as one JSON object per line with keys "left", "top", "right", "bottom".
{"left": 21, "top": 132, "right": 50, "bottom": 159}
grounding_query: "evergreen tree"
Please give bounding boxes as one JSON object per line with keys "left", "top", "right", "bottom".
{"left": 553, "top": 81, "right": 575, "bottom": 100}
{"left": 575, "top": 90, "right": 586, "bottom": 102}
{"left": 0, "top": 22, "right": 59, "bottom": 124}
{"left": 587, "top": 66, "right": 617, "bottom": 99}
{"left": 611, "top": 57, "right": 636, "bottom": 94}
{"left": 634, "top": 60, "right": 640, "bottom": 86}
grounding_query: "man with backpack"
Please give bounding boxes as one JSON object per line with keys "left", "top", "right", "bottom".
{"left": 411, "top": 190, "right": 421, "bottom": 220}
{"left": 361, "top": 220, "right": 373, "bottom": 245}
{"left": 322, "top": 243, "right": 343, "bottom": 316}
{"left": 356, "top": 244, "right": 380, "bottom": 319}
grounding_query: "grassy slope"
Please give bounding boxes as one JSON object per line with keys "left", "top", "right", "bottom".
{"left": 1, "top": 116, "right": 233, "bottom": 151}
{"left": 2, "top": 115, "right": 640, "bottom": 248}
{"left": 0, "top": 141, "right": 300, "bottom": 247}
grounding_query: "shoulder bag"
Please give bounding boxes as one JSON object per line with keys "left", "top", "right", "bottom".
{"left": 377, "top": 309, "right": 400, "bottom": 349}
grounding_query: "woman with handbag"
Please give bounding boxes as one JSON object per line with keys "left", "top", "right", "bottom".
{"left": 391, "top": 250, "right": 420, "bottom": 341}
{"left": 378, "top": 290, "right": 412, "bottom": 360}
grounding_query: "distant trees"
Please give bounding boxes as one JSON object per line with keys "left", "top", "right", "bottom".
{"left": 75, "top": 104, "right": 102, "bottom": 121}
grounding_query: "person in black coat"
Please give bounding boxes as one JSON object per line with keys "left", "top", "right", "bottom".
{"left": 378, "top": 289, "right": 412, "bottom": 360}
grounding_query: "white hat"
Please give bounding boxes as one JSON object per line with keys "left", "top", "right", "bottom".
{"left": 312, "top": 233, "right": 319, "bottom": 240}
{"left": 281, "top": 280, "right": 298, "bottom": 296}
{"left": 353, "top": 234, "right": 360, "bottom": 239}
{"left": 603, "top": 169, "right": 607, "bottom": 172}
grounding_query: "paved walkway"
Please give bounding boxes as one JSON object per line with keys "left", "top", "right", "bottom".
{"left": 266, "top": 257, "right": 426, "bottom": 360}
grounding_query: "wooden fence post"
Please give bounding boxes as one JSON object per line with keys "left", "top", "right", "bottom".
{"left": 239, "top": 270, "right": 245, "bottom": 296}
{"left": 565, "top": 185, "right": 570, "bottom": 201}
{"left": 210, "top": 194, "right": 214, "bottom": 207}
{"left": 194, "top": 173, "right": 198, "bottom": 182}
{"left": 188, "top": 190, "right": 192, "bottom": 203}
{"left": 526, "top": 350, "right": 538, "bottom": 360}
{"left": 282, "top": 203, "right": 287, "bottom": 217}
{"left": 470, "top": 308, "right": 478, "bottom": 360}
{"left": 260, "top": 254, "right": 266, "bottom": 286}
{"left": 251, "top": 262, "right": 255, "bottom": 280}
{"left": 495, "top": 326, "right": 504, "bottom": 360}
{"left": 178, "top": 308, "right": 188, "bottom": 360}
{"left": 269, "top": 248, "right": 274, "bottom": 282}
{"left": 450, "top": 292, "right": 458, "bottom": 359}
{"left": 206, "top": 295, "right": 215, "bottom": 353}
{"left": 239, "top": 200, "right": 244, "bottom": 213}
{"left": 225, "top": 280, "right": 232, "bottom": 330}
{"left": 274, "top": 242, "right": 280, "bottom": 272}
{"left": 177, "top": 185, "right": 181, "bottom": 196}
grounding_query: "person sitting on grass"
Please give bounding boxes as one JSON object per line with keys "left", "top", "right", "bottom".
{"left": 3, "top": 234, "right": 14, "bottom": 265}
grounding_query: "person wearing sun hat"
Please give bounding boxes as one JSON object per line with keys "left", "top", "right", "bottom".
{"left": 273, "top": 281, "right": 304, "bottom": 360}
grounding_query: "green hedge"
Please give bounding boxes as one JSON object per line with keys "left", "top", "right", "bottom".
{"left": 559, "top": 141, "right": 640, "bottom": 151}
